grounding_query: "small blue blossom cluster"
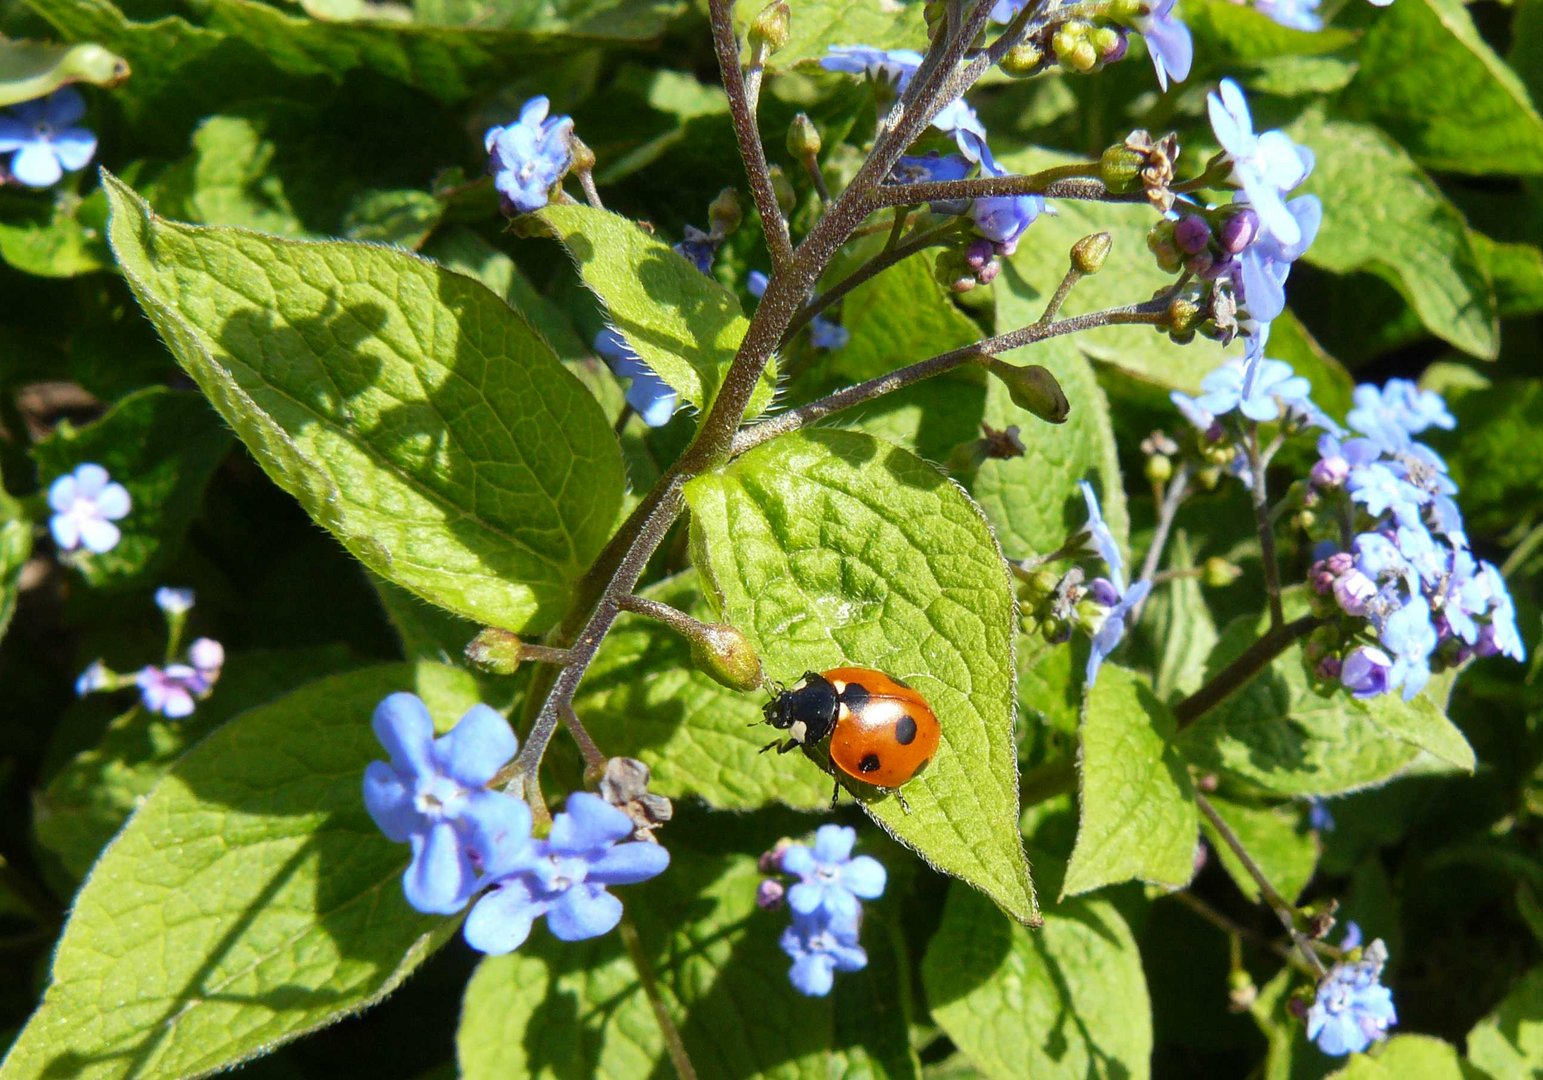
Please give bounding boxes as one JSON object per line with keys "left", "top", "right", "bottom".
{"left": 1305, "top": 381, "right": 1524, "bottom": 699}
{"left": 363, "top": 693, "right": 668, "bottom": 947}
{"left": 485, "top": 96, "right": 575, "bottom": 216}
{"left": 757, "top": 825, "right": 886, "bottom": 996}
{"left": 1253, "top": 0, "right": 1393, "bottom": 32}
{"left": 48, "top": 463, "right": 130, "bottom": 555}
{"left": 1079, "top": 481, "right": 1152, "bottom": 684}
{"left": 75, "top": 587, "right": 225, "bottom": 719}
{"left": 1306, "top": 935, "right": 1397, "bottom": 1056}
{"left": 0, "top": 88, "right": 96, "bottom": 189}
{"left": 1171, "top": 341, "right": 1339, "bottom": 451}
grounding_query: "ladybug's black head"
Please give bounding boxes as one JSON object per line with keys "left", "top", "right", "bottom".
{"left": 762, "top": 672, "right": 839, "bottom": 745}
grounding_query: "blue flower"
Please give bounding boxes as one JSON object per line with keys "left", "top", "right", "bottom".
{"left": 1207, "top": 80, "right": 1315, "bottom": 248}
{"left": 820, "top": 46, "right": 923, "bottom": 87}
{"left": 1079, "top": 481, "right": 1125, "bottom": 591}
{"left": 48, "top": 463, "right": 131, "bottom": 554}
{"left": 135, "top": 664, "right": 212, "bottom": 719}
{"left": 891, "top": 152, "right": 972, "bottom": 187}
{"left": 674, "top": 225, "right": 716, "bottom": 275}
{"left": 155, "top": 587, "right": 195, "bottom": 616}
{"left": 971, "top": 155, "right": 1044, "bottom": 252}
{"left": 1346, "top": 379, "right": 1455, "bottom": 450}
{"left": 485, "top": 96, "right": 575, "bottom": 215}
{"left": 1236, "top": 195, "right": 1321, "bottom": 324}
{"left": 0, "top": 88, "right": 96, "bottom": 189}
{"left": 1184, "top": 354, "right": 1327, "bottom": 427}
{"left": 1307, "top": 941, "right": 1397, "bottom": 1056}
{"left": 1347, "top": 463, "right": 1424, "bottom": 525}
{"left": 1379, "top": 602, "right": 1436, "bottom": 700}
{"left": 463, "top": 791, "right": 669, "bottom": 954}
{"left": 595, "top": 328, "right": 677, "bottom": 427}
{"left": 1137, "top": 0, "right": 1194, "bottom": 92}
{"left": 780, "top": 910, "right": 869, "bottom": 996}
{"left": 1307, "top": 798, "right": 1335, "bottom": 832}
{"left": 1254, "top": 0, "right": 1323, "bottom": 30}
{"left": 782, "top": 824, "right": 887, "bottom": 925}
{"left": 1086, "top": 578, "right": 1151, "bottom": 685}
{"left": 363, "top": 693, "right": 531, "bottom": 915}
{"left": 75, "top": 659, "right": 113, "bottom": 697}
{"left": 1340, "top": 646, "right": 1392, "bottom": 698}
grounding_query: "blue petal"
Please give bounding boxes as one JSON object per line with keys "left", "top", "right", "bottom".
{"left": 546, "top": 882, "right": 623, "bottom": 941}
{"left": 460, "top": 789, "right": 534, "bottom": 876}
{"left": 780, "top": 844, "right": 816, "bottom": 878}
{"left": 403, "top": 820, "right": 475, "bottom": 914}
{"left": 11, "top": 142, "right": 62, "bottom": 188}
{"left": 840, "top": 855, "right": 887, "bottom": 899}
{"left": 788, "top": 882, "right": 825, "bottom": 917}
{"left": 547, "top": 791, "right": 634, "bottom": 854}
{"left": 373, "top": 693, "right": 436, "bottom": 777}
{"left": 363, "top": 760, "right": 420, "bottom": 843}
{"left": 585, "top": 840, "right": 670, "bottom": 885}
{"left": 463, "top": 877, "right": 542, "bottom": 955}
{"left": 789, "top": 952, "right": 836, "bottom": 996}
{"left": 52, "top": 127, "right": 96, "bottom": 172}
{"left": 435, "top": 703, "right": 517, "bottom": 788}
{"left": 812, "top": 824, "right": 856, "bottom": 863}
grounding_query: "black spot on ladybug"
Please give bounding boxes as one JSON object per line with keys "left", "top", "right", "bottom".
{"left": 894, "top": 714, "right": 918, "bottom": 745}
{"left": 840, "top": 681, "right": 870, "bottom": 712}
{"left": 859, "top": 753, "right": 882, "bottom": 774}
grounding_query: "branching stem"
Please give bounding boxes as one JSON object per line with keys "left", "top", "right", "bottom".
{"left": 1246, "top": 424, "right": 1286, "bottom": 630}
{"left": 1173, "top": 614, "right": 1323, "bottom": 728}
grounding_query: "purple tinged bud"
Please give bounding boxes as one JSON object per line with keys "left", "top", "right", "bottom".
{"left": 1310, "top": 561, "right": 1336, "bottom": 595}
{"left": 757, "top": 879, "right": 786, "bottom": 909}
{"left": 951, "top": 275, "right": 977, "bottom": 294}
{"left": 1311, "top": 455, "right": 1350, "bottom": 489}
{"left": 1341, "top": 646, "right": 1392, "bottom": 698}
{"left": 1332, "top": 569, "right": 1377, "bottom": 617}
{"left": 1315, "top": 655, "right": 1342, "bottom": 681}
{"left": 1325, "top": 552, "right": 1354, "bottom": 576}
{"left": 976, "top": 259, "right": 1001, "bottom": 285}
{"left": 188, "top": 637, "right": 225, "bottom": 674}
{"left": 1175, "top": 214, "right": 1211, "bottom": 255}
{"left": 1102, "top": 30, "right": 1129, "bottom": 63}
{"left": 759, "top": 838, "right": 792, "bottom": 875}
{"left": 1218, "top": 208, "right": 1259, "bottom": 254}
{"left": 1184, "top": 250, "right": 1216, "bottom": 276}
{"left": 965, "top": 238, "right": 994, "bottom": 269}
{"left": 1088, "top": 578, "right": 1120, "bottom": 607}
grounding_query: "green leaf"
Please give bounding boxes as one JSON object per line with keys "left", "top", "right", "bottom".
{"left": 1151, "top": 532, "right": 1219, "bottom": 701}
{"left": 1291, "top": 110, "right": 1499, "bottom": 360}
{"left": 1473, "top": 234, "right": 1543, "bottom": 319}
{"left": 31, "top": 387, "right": 232, "bottom": 588}
{"left": 1340, "top": 0, "right": 1543, "bottom": 176}
{"left": 924, "top": 886, "right": 1151, "bottom": 1080}
{"left": 1325, "top": 1035, "right": 1474, "bottom": 1079}
{"left": 103, "top": 174, "right": 624, "bottom": 633}
{"left": 684, "top": 429, "right": 1037, "bottom": 924}
{"left": 34, "top": 645, "right": 360, "bottom": 881}
{"left": 340, "top": 188, "right": 444, "bottom": 250}
{"left": 0, "top": 189, "right": 114, "bottom": 278}
{"left": 1466, "top": 965, "right": 1543, "bottom": 1079}
{"left": 979, "top": 271, "right": 1129, "bottom": 559}
{"left": 0, "top": 487, "right": 31, "bottom": 646}
{"left": 1201, "top": 794, "right": 1319, "bottom": 905}
{"left": 1064, "top": 664, "right": 1198, "bottom": 896}
{"left": 0, "top": 35, "right": 129, "bottom": 106}
{"left": 458, "top": 846, "right": 918, "bottom": 1079}
{"left": 537, "top": 204, "right": 775, "bottom": 419}
{"left": 759, "top": 0, "right": 925, "bottom": 71}
{"left": 1177, "top": 590, "right": 1472, "bottom": 796}
{"left": 575, "top": 572, "right": 830, "bottom": 810}
{"left": 1440, "top": 380, "right": 1543, "bottom": 535}
{"left": 154, "top": 114, "right": 306, "bottom": 236}
{"left": 200, "top": 0, "right": 681, "bottom": 103}
{"left": 3, "top": 662, "right": 480, "bottom": 1080}
{"left": 1183, "top": 0, "right": 1355, "bottom": 66}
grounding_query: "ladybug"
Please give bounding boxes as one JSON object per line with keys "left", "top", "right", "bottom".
{"left": 761, "top": 667, "right": 940, "bottom": 803}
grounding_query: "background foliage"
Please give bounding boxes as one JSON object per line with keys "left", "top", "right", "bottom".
{"left": 0, "top": 0, "right": 1539, "bottom": 1076}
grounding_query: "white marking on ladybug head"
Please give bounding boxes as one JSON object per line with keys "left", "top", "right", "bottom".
{"left": 789, "top": 720, "right": 808, "bottom": 743}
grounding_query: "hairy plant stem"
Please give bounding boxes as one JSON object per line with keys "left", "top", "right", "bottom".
{"left": 708, "top": 0, "right": 791, "bottom": 271}
{"left": 736, "top": 300, "right": 1172, "bottom": 455}
{"left": 875, "top": 161, "right": 1102, "bottom": 208}
{"left": 1196, "top": 793, "right": 1327, "bottom": 978}
{"left": 619, "top": 915, "right": 699, "bottom": 1080}
{"left": 1168, "top": 891, "right": 1314, "bottom": 975}
{"left": 618, "top": 593, "right": 714, "bottom": 639}
{"left": 1247, "top": 424, "right": 1286, "bottom": 630}
{"left": 577, "top": 169, "right": 605, "bottom": 210}
{"left": 1173, "top": 613, "right": 1323, "bottom": 728}
{"left": 1038, "top": 262, "right": 1085, "bottom": 325}
{"left": 1131, "top": 462, "right": 1192, "bottom": 624}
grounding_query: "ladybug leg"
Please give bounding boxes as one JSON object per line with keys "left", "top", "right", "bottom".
{"left": 894, "top": 788, "right": 912, "bottom": 815}
{"left": 829, "top": 776, "right": 841, "bottom": 809}
{"left": 759, "top": 739, "right": 780, "bottom": 754}
{"left": 761, "top": 738, "right": 799, "bottom": 755}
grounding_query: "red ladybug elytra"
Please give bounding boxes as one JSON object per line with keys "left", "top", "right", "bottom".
{"left": 761, "top": 667, "right": 940, "bottom": 801}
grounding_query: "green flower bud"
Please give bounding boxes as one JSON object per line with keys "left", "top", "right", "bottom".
{"left": 987, "top": 359, "right": 1071, "bottom": 424}
{"left": 999, "top": 42, "right": 1044, "bottom": 77}
{"left": 570, "top": 135, "right": 597, "bottom": 174}
{"left": 465, "top": 628, "right": 525, "bottom": 675}
{"left": 708, "top": 187, "right": 742, "bottom": 237}
{"left": 786, "top": 113, "right": 822, "bottom": 160}
{"left": 1147, "top": 219, "right": 1182, "bottom": 273}
{"left": 1202, "top": 556, "right": 1241, "bottom": 588}
{"left": 934, "top": 247, "right": 971, "bottom": 290}
{"left": 690, "top": 623, "right": 764, "bottom": 691}
{"left": 749, "top": 0, "right": 790, "bottom": 55}
{"left": 1100, "top": 143, "right": 1146, "bottom": 194}
{"left": 1106, "top": 0, "right": 1145, "bottom": 21}
{"left": 1166, "top": 295, "right": 1202, "bottom": 335}
{"left": 1144, "top": 454, "right": 1173, "bottom": 484}
{"left": 1071, "top": 231, "right": 1112, "bottom": 275}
